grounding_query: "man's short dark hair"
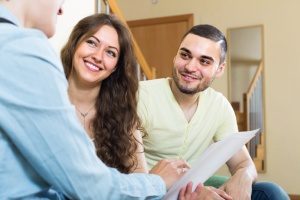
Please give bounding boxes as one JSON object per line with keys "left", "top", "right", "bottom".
{"left": 183, "top": 24, "right": 227, "bottom": 64}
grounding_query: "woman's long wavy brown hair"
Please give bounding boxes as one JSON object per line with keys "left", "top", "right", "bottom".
{"left": 61, "top": 14, "right": 140, "bottom": 173}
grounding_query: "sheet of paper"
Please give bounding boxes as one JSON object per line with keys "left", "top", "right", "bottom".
{"left": 163, "top": 129, "right": 259, "bottom": 200}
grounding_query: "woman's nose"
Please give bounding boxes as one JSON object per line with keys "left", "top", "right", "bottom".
{"left": 92, "top": 48, "right": 103, "bottom": 63}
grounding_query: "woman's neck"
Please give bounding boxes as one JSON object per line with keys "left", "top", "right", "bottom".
{"left": 67, "top": 76, "right": 100, "bottom": 109}
{"left": 67, "top": 77, "right": 100, "bottom": 139}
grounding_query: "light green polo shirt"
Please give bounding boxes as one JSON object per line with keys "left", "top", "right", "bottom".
{"left": 138, "top": 78, "right": 238, "bottom": 169}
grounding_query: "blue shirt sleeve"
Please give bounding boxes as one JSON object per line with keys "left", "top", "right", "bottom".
{"left": 0, "top": 27, "right": 166, "bottom": 199}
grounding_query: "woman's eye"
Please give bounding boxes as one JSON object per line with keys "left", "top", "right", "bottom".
{"left": 86, "top": 39, "right": 97, "bottom": 47}
{"left": 106, "top": 50, "right": 117, "bottom": 58}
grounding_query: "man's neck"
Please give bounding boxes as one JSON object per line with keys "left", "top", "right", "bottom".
{"left": 1, "top": 1, "right": 25, "bottom": 27}
{"left": 170, "top": 79, "right": 200, "bottom": 106}
{"left": 169, "top": 79, "right": 200, "bottom": 122}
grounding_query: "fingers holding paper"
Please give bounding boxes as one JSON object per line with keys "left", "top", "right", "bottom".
{"left": 178, "top": 182, "right": 232, "bottom": 200}
{"left": 150, "top": 159, "right": 190, "bottom": 189}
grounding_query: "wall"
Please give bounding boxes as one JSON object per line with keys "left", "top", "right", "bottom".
{"left": 49, "top": 0, "right": 95, "bottom": 53}
{"left": 229, "top": 26, "right": 262, "bottom": 110}
{"left": 116, "top": 0, "right": 300, "bottom": 194}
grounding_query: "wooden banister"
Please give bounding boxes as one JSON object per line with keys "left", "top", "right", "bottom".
{"left": 243, "top": 60, "right": 265, "bottom": 172}
{"left": 246, "top": 61, "right": 263, "bottom": 97}
{"left": 104, "top": 0, "right": 155, "bottom": 79}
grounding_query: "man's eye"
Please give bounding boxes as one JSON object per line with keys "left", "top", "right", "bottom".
{"left": 180, "top": 52, "right": 190, "bottom": 59}
{"left": 200, "top": 58, "right": 211, "bottom": 66}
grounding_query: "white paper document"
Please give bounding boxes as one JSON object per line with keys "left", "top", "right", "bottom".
{"left": 163, "top": 129, "right": 259, "bottom": 200}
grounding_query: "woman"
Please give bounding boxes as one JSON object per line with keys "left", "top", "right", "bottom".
{"left": 61, "top": 13, "right": 147, "bottom": 173}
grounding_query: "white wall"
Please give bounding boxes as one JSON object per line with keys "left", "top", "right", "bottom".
{"left": 49, "top": 0, "right": 95, "bottom": 54}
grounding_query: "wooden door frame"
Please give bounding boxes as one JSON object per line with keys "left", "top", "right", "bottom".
{"left": 127, "top": 14, "right": 193, "bottom": 78}
{"left": 127, "top": 14, "right": 193, "bottom": 28}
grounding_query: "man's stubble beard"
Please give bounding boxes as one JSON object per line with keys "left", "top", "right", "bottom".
{"left": 172, "top": 67, "right": 216, "bottom": 95}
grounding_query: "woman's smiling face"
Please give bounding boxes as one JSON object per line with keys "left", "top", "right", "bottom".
{"left": 72, "top": 25, "right": 120, "bottom": 87}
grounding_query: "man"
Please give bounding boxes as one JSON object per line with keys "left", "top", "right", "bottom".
{"left": 0, "top": 0, "right": 192, "bottom": 199}
{"left": 138, "top": 24, "right": 289, "bottom": 199}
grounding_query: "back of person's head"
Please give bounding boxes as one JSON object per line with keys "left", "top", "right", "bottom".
{"left": 0, "top": 0, "right": 64, "bottom": 38}
{"left": 183, "top": 24, "right": 227, "bottom": 64}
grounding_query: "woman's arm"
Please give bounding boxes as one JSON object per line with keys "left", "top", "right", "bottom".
{"left": 132, "top": 129, "right": 149, "bottom": 173}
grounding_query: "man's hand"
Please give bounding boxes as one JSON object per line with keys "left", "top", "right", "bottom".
{"left": 219, "top": 168, "right": 253, "bottom": 200}
{"left": 179, "top": 182, "right": 232, "bottom": 200}
{"left": 149, "top": 159, "right": 190, "bottom": 189}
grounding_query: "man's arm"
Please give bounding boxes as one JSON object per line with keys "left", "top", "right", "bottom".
{"left": 221, "top": 146, "right": 257, "bottom": 199}
{"left": 179, "top": 182, "right": 232, "bottom": 200}
{"left": 213, "top": 95, "right": 257, "bottom": 199}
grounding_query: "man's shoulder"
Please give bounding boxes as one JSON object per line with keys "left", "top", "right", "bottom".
{"left": 204, "top": 87, "right": 224, "bottom": 98}
{"left": 140, "top": 78, "right": 168, "bottom": 85}
{"left": 138, "top": 78, "right": 171, "bottom": 102}
{"left": 203, "top": 87, "right": 230, "bottom": 105}
{"left": 139, "top": 78, "right": 170, "bottom": 90}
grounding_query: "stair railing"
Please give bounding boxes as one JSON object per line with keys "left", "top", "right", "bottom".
{"left": 243, "top": 61, "right": 265, "bottom": 172}
{"left": 96, "top": 0, "right": 156, "bottom": 80}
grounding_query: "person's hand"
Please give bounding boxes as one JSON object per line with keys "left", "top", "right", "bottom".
{"left": 149, "top": 159, "right": 190, "bottom": 189}
{"left": 219, "top": 168, "right": 253, "bottom": 200}
{"left": 179, "top": 182, "right": 232, "bottom": 200}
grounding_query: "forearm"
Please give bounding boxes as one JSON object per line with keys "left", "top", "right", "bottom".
{"left": 227, "top": 147, "right": 257, "bottom": 183}
{"left": 232, "top": 165, "right": 257, "bottom": 184}
{"left": 221, "top": 148, "right": 257, "bottom": 199}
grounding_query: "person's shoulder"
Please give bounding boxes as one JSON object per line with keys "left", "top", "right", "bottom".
{"left": 138, "top": 78, "right": 171, "bottom": 99}
{"left": 204, "top": 87, "right": 223, "bottom": 97}
{"left": 0, "top": 27, "right": 61, "bottom": 70}
{"left": 0, "top": 26, "right": 51, "bottom": 54}
{"left": 139, "top": 78, "right": 169, "bottom": 89}
{"left": 204, "top": 87, "right": 229, "bottom": 104}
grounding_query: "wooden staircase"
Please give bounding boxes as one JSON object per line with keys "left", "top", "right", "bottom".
{"left": 233, "top": 106, "right": 265, "bottom": 172}
{"left": 232, "top": 61, "right": 265, "bottom": 173}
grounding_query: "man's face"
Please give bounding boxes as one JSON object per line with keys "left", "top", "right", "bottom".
{"left": 172, "top": 33, "right": 225, "bottom": 94}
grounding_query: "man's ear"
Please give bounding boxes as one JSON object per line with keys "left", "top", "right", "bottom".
{"left": 215, "top": 62, "right": 226, "bottom": 78}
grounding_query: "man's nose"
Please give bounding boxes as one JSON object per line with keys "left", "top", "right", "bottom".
{"left": 185, "top": 58, "right": 200, "bottom": 71}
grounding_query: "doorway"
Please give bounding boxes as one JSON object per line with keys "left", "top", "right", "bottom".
{"left": 127, "top": 14, "right": 193, "bottom": 78}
